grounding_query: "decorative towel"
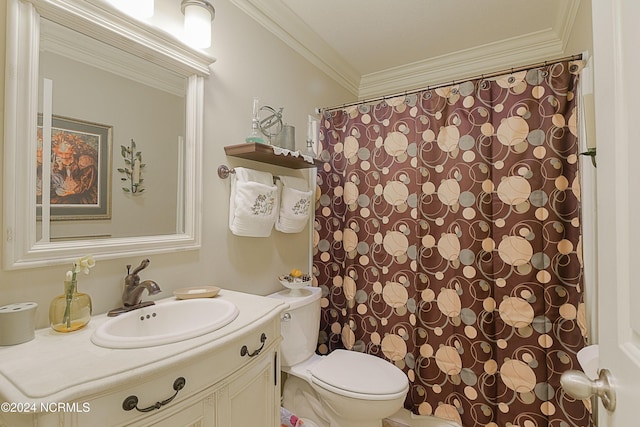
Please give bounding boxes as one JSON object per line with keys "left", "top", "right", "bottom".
{"left": 229, "top": 167, "right": 278, "bottom": 237}
{"left": 275, "top": 176, "right": 313, "bottom": 234}
{"left": 280, "top": 407, "right": 305, "bottom": 427}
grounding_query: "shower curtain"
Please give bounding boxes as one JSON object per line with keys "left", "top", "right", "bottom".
{"left": 313, "top": 60, "right": 590, "bottom": 427}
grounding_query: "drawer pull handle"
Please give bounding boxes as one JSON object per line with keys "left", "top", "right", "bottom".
{"left": 122, "top": 377, "right": 186, "bottom": 413}
{"left": 241, "top": 333, "right": 267, "bottom": 357}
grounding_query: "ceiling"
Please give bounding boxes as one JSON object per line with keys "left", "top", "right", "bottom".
{"left": 231, "top": 0, "right": 583, "bottom": 98}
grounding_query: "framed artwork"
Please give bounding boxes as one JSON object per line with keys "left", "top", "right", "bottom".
{"left": 37, "top": 115, "right": 112, "bottom": 220}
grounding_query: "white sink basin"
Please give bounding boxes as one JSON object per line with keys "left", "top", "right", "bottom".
{"left": 91, "top": 298, "right": 239, "bottom": 349}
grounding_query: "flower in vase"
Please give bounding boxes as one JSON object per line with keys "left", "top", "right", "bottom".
{"left": 62, "top": 255, "right": 95, "bottom": 328}
{"left": 67, "top": 255, "right": 96, "bottom": 283}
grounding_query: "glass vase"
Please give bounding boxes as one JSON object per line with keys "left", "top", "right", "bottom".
{"left": 49, "top": 280, "right": 92, "bottom": 332}
{"left": 245, "top": 97, "right": 265, "bottom": 144}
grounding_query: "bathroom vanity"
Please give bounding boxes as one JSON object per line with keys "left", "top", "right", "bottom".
{"left": 0, "top": 290, "right": 286, "bottom": 427}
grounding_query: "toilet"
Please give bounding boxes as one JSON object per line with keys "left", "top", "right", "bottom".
{"left": 269, "top": 286, "right": 409, "bottom": 427}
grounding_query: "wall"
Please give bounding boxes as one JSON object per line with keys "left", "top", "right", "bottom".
{"left": 565, "top": 0, "right": 593, "bottom": 58}
{"left": 0, "top": 0, "right": 355, "bottom": 328}
{"left": 564, "top": 0, "right": 598, "bottom": 343}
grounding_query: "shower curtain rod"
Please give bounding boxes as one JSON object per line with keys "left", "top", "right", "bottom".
{"left": 317, "top": 53, "right": 583, "bottom": 113}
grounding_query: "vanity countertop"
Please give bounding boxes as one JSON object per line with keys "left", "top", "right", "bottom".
{"left": 0, "top": 290, "right": 287, "bottom": 405}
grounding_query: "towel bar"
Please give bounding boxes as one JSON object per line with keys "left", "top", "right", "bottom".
{"left": 217, "top": 165, "right": 280, "bottom": 182}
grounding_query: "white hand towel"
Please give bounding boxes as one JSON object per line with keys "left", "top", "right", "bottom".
{"left": 229, "top": 167, "right": 278, "bottom": 237}
{"left": 275, "top": 176, "right": 313, "bottom": 233}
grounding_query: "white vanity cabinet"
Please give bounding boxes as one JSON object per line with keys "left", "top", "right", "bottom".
{"left": 216, "top": 346, "right": 279, "bottom": 426}
{"left": 101, "top": 347, "right": 279, "bottom": 427}
{"left": 0, "top": 290, "right": 286, "bottom": 427}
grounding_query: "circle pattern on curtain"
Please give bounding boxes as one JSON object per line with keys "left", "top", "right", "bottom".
{"left": 313, "top": 61, "right": 591, "bottom": 427}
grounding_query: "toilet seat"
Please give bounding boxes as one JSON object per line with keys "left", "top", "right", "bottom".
{"left": 310, "top": 350, "right": 408, "bottom": 401}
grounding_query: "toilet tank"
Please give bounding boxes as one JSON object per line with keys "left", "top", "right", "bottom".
{"left": 268, "top": 286, "right": 322, "bottom": 367}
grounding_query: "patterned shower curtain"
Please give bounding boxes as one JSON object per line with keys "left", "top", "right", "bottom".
{"left": 313, "top": 60, "right": 590, "bottom": 427}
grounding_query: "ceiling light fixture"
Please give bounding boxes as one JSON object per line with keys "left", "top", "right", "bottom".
{"left": 181, "top": 0, "right": 215, "bottom": 49}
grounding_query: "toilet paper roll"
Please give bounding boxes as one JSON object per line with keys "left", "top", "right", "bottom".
{"left": 0, "top": 302, "right": 38, "bottom": 346}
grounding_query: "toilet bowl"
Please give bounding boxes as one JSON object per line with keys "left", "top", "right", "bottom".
{"left": 269, "top": 287, "right": 409, "bottom": 427}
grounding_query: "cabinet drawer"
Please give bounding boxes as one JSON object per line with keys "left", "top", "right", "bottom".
{"left": 72, "top": 316, "right": 280, "bottom": 426}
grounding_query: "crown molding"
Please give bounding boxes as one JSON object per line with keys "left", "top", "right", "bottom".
{"left": 239, "top": 0, "right": 582, "bottom": 100}
{"left": 358, "top": 29, "right": 565, "bottom": 99}
{"left": 358, "top": 0, "right": 581, "bottom": 98}
{"left": 227, "top": 0, "right": 360, "bottom": 96}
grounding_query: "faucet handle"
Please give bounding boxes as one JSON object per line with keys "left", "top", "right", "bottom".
{"left": 131, "top": 259, "right": 150, "bottom": 275}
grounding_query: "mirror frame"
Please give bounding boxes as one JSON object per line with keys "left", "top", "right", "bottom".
{"left": 3, "top": 0, "right": 213, "bottom": 269}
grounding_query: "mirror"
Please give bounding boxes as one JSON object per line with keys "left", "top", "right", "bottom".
{"left": 38, "top": 19, "right": 186, "bottom": 240}
{"left": 4, "top": 0, "right": 214, "bottom": 269}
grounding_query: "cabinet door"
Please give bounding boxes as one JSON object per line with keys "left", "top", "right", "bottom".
{"left": 141, "top": 395, "right": 215, "bottom": 427}
{"left": 122, "top": 391, "right": 215, "bottom": 427}
{"left": 217, "top": 349, "right": 279, "bottom": 427}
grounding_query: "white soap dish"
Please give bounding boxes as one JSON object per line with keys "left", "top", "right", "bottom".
{"left": 173, "top": 286, "right": 221, "bottom": 300}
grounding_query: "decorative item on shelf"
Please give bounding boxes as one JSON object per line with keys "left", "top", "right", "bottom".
{"left": 303, "top": 139, "right": 316, "bottom": 158}
{"left": 118, "top": 139, "right": 145, "bottom": 194}
{"left": 49, "top": 255, "right": 95, "bottom": 332}
{"left": 258, "top": 105, "right": 284, "bottom": 144}
{"left": 274, "top": 124, "right": 296, "bottom": 151}
{"left": 279, "top": 268, "right": 312, "bottom": 296}
{"left": 245, "top": 97, "right": 265, "bottom": 144}
{"left": 304, "top": 114, "right": 319, "bottom": 158}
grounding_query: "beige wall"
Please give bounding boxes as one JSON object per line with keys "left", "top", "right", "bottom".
{"left": 565, "top": 0, "right": 593, "bottom": 58}
{"left": 0, "top": 0, "right": 355, "bottom": 328}
{"left": 565, "top": 0, "right": 597, "bottom": 151}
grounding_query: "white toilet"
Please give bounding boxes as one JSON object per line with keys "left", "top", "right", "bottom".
{"left": 269, "top": 286, "right": 409, "bottom": 427}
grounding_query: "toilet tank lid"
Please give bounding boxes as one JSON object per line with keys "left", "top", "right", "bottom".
{"left": 311, "top": 349, "right": 408, "bottom": 396}
{"left": 267, "top": 286, "right": 321, "bottom": 310}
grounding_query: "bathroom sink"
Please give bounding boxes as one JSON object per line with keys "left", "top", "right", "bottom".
{"left": 91, "top": 298, "right": 239, "bottom": 349}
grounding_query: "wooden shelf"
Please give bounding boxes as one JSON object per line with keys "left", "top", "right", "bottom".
{"left": 224, "top": 143, "right": 322, "bottom": 169}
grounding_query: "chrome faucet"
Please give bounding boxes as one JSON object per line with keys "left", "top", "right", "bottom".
{"left": 108, "top": 259, "right": 162, "bottom": 316}
{"left": 122, "top": 259, "right": 161, "bottom": 307}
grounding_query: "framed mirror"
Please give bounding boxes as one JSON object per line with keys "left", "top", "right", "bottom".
{"left": 3, "top": 0, "right": 214, "bottom": 269}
